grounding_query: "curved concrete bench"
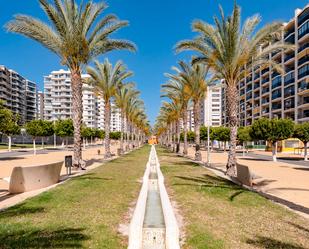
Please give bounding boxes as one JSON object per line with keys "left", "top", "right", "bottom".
{"left": 236, "top": 163, "right": 253, "bottom": 187}
{"left": 8, "top": 161, "right": 63, "bottom": 194}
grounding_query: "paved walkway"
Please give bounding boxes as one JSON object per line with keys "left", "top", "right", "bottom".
{"left": 0, "top": 141, "right": 120, "bottom": 208}
{"left": 180, "top": 145, "right": 309, "bottom": 215}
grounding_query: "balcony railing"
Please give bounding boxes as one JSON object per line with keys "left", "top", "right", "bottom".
{"left": 262, "top": 88, "right": 269, "bottom": 94}
{"left": 298, "top": 42, "right": 309, "bottom": 53}
{"left": 284, "top": 53, "right": 295, "bottom": 62}
{"left": 298, "top": 80, "right": 309, "bottom": 92}
{"left": 284, "top": 71, "right": 295, "bottom": 86}
{"left": 298, "top": 20, "right": 309, "bottom": 40}
{"left": 262, "top": 98, "right": 269, "bottom": 104}
{"left": 298, "top": 54, "right": 309, "bottom": 67}
{"left": 298, "top": 64, "right": 309, "bottom": 79}
{"left": 262, "top": 77, "right": 269, "bottom": 84}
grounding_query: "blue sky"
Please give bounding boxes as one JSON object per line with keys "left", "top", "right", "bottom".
{"left": 0, "top": 0, "right": 308, "bottom": 124}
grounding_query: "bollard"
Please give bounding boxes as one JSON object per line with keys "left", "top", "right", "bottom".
{"left": 65, "top": 155, "right": 72, "bottom": 176}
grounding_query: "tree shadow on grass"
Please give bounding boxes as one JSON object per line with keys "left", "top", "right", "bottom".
{"left": 174, "top": 174, "right": 247, "bottom": 201}
{"left": 72, "top": 173, "right": 113, "bottom": 182}
{"left": 246, "top": 236, "right": 306, "bottom": 249}
{"left": 0, "top": 203, "right": 45, "bottom": 219}
{"left": 0, "top": 227, "right": 89, "bottom": 248}
{"left": 286, "top": 221, "right": 309, "bottom": 233}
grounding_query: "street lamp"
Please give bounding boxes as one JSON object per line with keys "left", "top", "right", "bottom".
{"left": 206, "top": 88, "right": 211, "bottom": 166}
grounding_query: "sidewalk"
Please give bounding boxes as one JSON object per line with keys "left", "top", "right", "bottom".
{"left": 181, "top": 145, "right": 309, "bottom": 213}
{"left": 0, "top": 142, "right": 120, "bottom": 209}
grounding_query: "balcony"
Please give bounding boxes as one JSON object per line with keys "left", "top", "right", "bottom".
{"left": 298, "top": 80, "right": 309, "bottom": 94}
{"left": 272, "top": 78, "right": 282, "bottom": 89}
{"left": 284, "top": 53, "right": 295, "bottom": 63}
{"left": 272, "top": 89, "right": 282, "bottom": 100}
{"left": 298, "top": 64, "right": 309, "bottom": 79}
{"left": 284, "top": 99, "right": 295, "bottom": 110}
{"left": 272, "top": 102, "right": 282, "bottom": 110}
{"left": 298, "top": 20, "right": 309, "bottom": 40}
{"left": 298, "top": 96, "right": 309, "bottom": 107}
{"left": 285, "top": 34, "right": 295, "bottom": 44}
{"left": 254, "top": 92, "right": 259, "bottom": 99}
{"left": 284, "top": 71, "right": 295, "bottom": 86}
{"left": 262, "top": 108, "right": 269, "bottom": 114}
{"left": 298, "top": 54, "right": 309, "bottom": 67}
{"left": 284, "top": 86, "right": 295, "bottom": 98}
{"left": 298, "top": 8, "right": 309, "bottom": 26}
{"left": 262, "top": 77, "right": 270, "bottom": 84}
{"left": 261, "top": 68, "right": 269, "bottom": 75}
{"left": 298, "top": 42, "right": 309, "bottom": 53}
{"left": 254, "top": 83, "right": 260, "bottom": 89}
{"left": 262, "top": 87, "right": 269, "bottom": 94}
{"left": 262, "top": 98, "right": 269, "bottom": 105}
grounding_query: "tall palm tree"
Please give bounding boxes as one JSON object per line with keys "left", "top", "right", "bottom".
{"left": 163, "top": 62, "right": 192, "bottom": 155}
{"left": 114, "top": 83, "right": 139, "bottom": 154}
{"left": 6, "top": 0, "right": 136, "bottom": 167}
{"left": 175, "top": 61, "right": 211, "bottom": 161}
{"left": 87, "top": 59, "right": 133, "bottom": 158}
{"left": 176, "top": 4, "right": 292, "bottom": 175}
{"left": 161, "top": 84, "right": 186, "bottom": 153}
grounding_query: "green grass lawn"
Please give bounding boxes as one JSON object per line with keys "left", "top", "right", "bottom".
{"left": 157, "top": 146, "right": 309, "bottom": 249}
{"left": 0, "top": 145, "right": 150, "bottom": 249}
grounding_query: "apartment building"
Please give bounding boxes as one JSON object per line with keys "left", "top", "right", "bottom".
{"left": 203, "top": 85, "right": 222, "bottom": 127}
{"left": 222, "top": 5, "right": 309, "bottom": 126}
{"left": 180, "top": 85, "right": 222, "bottom": 131}
{"left": 43, "top": 69, "right": 122, "bottom": 130}
{"left": 0, "top": 65, "right": 37, "bottom": 124}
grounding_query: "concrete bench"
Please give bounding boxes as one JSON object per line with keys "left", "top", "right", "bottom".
{"left": 236, "top": 163, "right": 254, "bottom": 187}
{"left": 7, "top": 161, "right": 63, "bottom": 194}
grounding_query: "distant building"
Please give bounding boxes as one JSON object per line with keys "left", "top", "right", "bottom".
{"left": 203, "top": 85, "right": 222, "bottom": 127}
{"left": 43, "top": 69, "right": 122, "bottom": 130}
{"left": 0, "top": 65, "right": 37, "bottom": 124}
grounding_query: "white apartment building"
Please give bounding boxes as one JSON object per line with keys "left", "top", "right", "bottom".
{"left": 181, "top": 85, "right": 222, "bottom": 131}
{"left": 203, "top": 85, "right": 222, "bottom": 127}
{"left": 43, "top": 69, "right": 122, "bottom": 130}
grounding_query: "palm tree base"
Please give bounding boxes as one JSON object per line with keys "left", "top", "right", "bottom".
{"left": 195, "top": 151, "right": 202, "bottom": 161}
{"left": 226, "top": 163, "right": 236, "bottom": 177}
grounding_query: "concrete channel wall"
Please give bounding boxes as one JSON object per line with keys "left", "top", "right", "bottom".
{"left": 128, "top": 146, "right": 180, "bottom": 249}
{"left": 128, "top": 160, "right": 150, "bottom": 249}
{"left": 153, "top": 148, "right": 180, "bottom": 249}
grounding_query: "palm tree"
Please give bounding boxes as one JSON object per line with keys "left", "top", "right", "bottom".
{"left": 161, "top": 84, "right": 186, "bottom": 153}
{"left": 6, "top": 0, "right": 136, "bottom": 167}
{"left": 176, "top": 4, "right": 292, "bottom": 175}
{"left": 175, "top": 61, "right": 211, "bottom": 161}
{"left": 163, "top": 62, "right": 192, "bottom": 155}
{"left": 114, "top": 83, "right": 139, "bottom": 154}
{"left": 87, "top": 59, "right": 133, "bottom": 158}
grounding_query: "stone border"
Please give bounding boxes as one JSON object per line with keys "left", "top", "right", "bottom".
{"left": 128, "top": 161, "right": 150, "bottom": 249}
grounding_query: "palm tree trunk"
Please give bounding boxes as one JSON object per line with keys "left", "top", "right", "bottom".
{"left": 272, "top": 141, "right": 277, "bottom": 162}
{"left": 183, "top": 110, "right": 188, "bottom": 155}
{"left": 304, "top": 141, "right": 308, "bottom": 161}
{"left": 194, "top": 101, "right": 202, "bottom": 161}
{"left": 104, "top": 100, "right": 111, "bottom": 158}
{"left": 8, "top": 135, "right": 12, "bottom": 152}
{"left": 226, "top": 84, "right": 238, "bottom": 176}
{"left": 120, "top": 112, "right": 125, "bottom": 154}
{"left": 33, "top": 138, "right": 36, "bottom": 155}
{"left": 176, "top": 120, "right": 180, "bottom": 153}
{"left": 71, "top": 70, "right": 83, "bottom": 168}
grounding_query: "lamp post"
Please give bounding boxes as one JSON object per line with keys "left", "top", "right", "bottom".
{"left": 53, "top": 117, "right": 56, "bottom": 148}
{"left": 206, "top": 88, "right": 211, "bottom": 166}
